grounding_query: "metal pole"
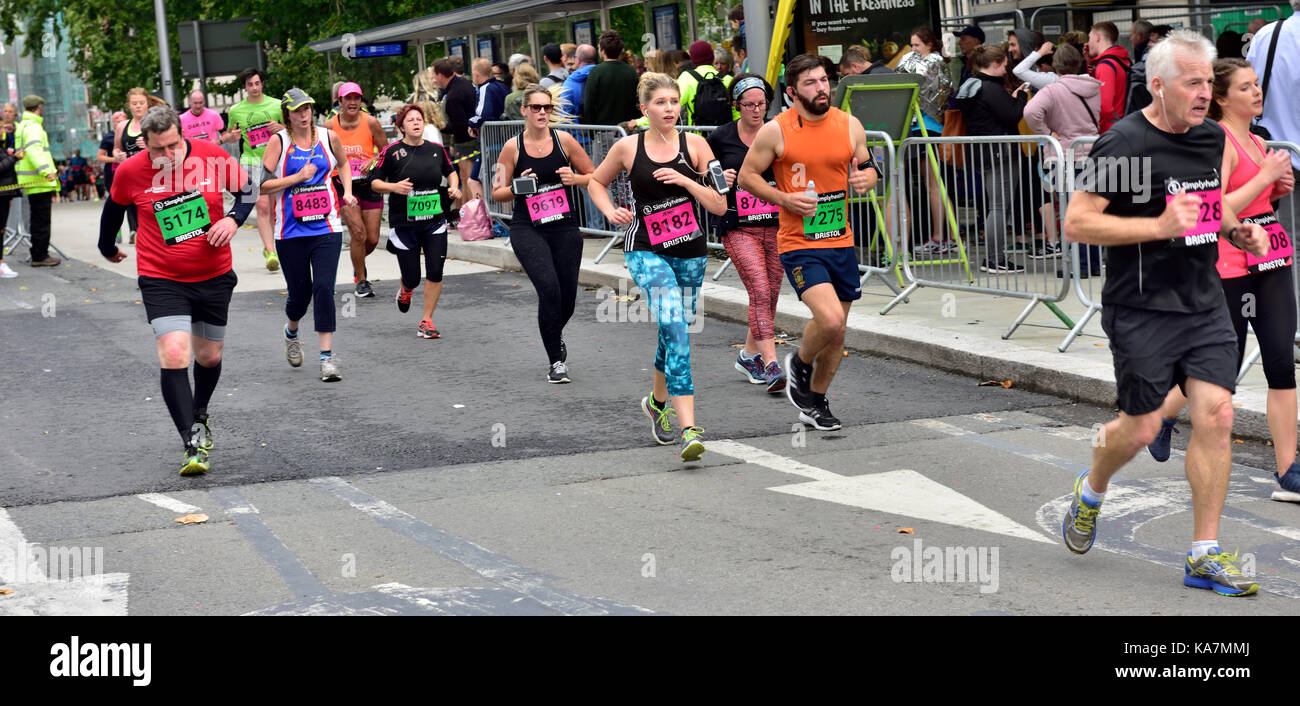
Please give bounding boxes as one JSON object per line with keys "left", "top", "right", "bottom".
{"left": 599, "top": 2, "right": 611, "bottom": 32}
{"left": 526, "top": 21, "right": 539, "bottom": 65}
{"left": 153, "top": 0, "right": 175, "bottom": 106}
{"left": 743, "top": 0, "right": 771, "bottom": 87}
{"left": 686, "top": 0, "right": 697, "bottom": 45}
{"left": 417, "top": 40, "right": 427, "bottom": 74}
{"left": 192, "top": 22, "right": 206, "bottom": 97}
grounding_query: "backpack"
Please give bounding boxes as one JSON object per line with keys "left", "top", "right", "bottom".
{"left": 1094, "top": 54, "right": 1131, "bottom": 123}
{"left": 1125, "top": 58, "right": 1151, "bottom": 114}
{"left": 457, "top": 198, "right": 493, "bottom": 241}
{"left": 685, "top": 69, "right": 731, "bottom": 126}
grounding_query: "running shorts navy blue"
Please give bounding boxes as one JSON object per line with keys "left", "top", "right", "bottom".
{"left": 780, "top": 246, "right": 861, "bottom": 302}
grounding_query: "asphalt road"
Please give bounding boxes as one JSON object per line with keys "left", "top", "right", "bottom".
{"left": 2, "top": 255, "right": 1298, "bottom": 615}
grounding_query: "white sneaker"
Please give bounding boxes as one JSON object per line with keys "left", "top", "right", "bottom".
{"left": 0, "top": 262, "right": 17, "bottom": 278}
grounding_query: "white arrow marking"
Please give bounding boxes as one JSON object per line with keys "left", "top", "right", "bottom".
{"left": 712, "top": 440, "right": 1053, "bottom": 544}
{"left": 135, "top": 493, "right": 201, "bottom": 514}
{"left": 0, "top": 508, "right": 129, "bottom": 616}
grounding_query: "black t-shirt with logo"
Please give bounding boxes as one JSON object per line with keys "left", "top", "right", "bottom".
{"left": 706, "top": 120, "right": 779, "bottom": 234}
{"left": 374, "top": 139, "right": 453, "bottom": 229}
{"left": 1090, "top": 111, "right": 1227, "bottom": 313}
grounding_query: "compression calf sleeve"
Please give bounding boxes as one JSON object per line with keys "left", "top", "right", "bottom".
{"left": 160, "top": 368, "right": 195, "bottom": 444}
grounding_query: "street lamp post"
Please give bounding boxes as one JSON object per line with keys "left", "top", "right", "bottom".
{"left": 154, "top": 0, "right": 176, "bottom": 106}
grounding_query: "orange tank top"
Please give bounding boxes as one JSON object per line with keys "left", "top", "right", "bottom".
{"left": 328, "top": 114, "right": 377, "bottom": 178}
{"left": 772, "top": 106, "right": 855, "bottom": 254}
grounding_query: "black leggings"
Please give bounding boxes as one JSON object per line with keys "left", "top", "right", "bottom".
{"left": 1221, "top": 266, "right": 1298, "bottom": 390}
{"left": 393, "top": 224, "right": 448, "bottom": 289}
{"left": 509, "top": 223, "right": 582, "bottom": 365}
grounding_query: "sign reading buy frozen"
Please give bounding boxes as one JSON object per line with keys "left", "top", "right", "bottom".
{"left": 801, "top": 0, "right": 936, "bottom": 65}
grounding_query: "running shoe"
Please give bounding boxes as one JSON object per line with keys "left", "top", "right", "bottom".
{"left": 784, "top": 352, "right": 816, "bottom": 412}
{"left": 914, "top": 239, "right": 948, "bottom": 256}
{"left": 396, "top": 286, "right": 413, "bottom": 313}
{"left": 1029, "top": 242, "right": 1062, "bottom": 259}
{"left": 764, "top": 360, "right": 787, "bottom": 394}
{"left": 548, "top": 361, "right": 570, "bottom": 384}
{"left": 285, "top": 331, "right": 304, "bottom": 367}
{"left": 1062, "top": 470, "right": 1102, "bottom": 554}
{"left": 355, "top": 279, "right": 375, "bottom": 298}
{"left": 179, "top": 443, "right": 209, "bottom": 477}
{"left": 0, "top": 262, "right": 17, "bottom": 278}
{"left": 418, "top": 319, "right": 440, "bottom": 339}
{"left": 264, "top": 248, "right": 280, "bottom": 272}
{"left": 641, "top": 394, "right": 676, "bottom": 445}
{"left": 1184, "top": 548, "right": 1259, "bottom": 596}
{"left": 1273, "top": 462, "right": 1300, "bottom": 502}
{"left": 980, "top": 258, "right": 1026, "bottom": 273}
{"left": 1147, "top": 417, "right": 1179, "bottom": 462}
{"left": 799, "top": 399, "right": 842, "bottom": 431}
{"left": 320, "top": 356, "right": 342, "bottom": 382}
{"left": 735, "top": 350, "right": 766, "bottom": 384}
{"left": 680, "top": 426, "right": 705, "bottom": 462}
{"left": 193, "top": 414, "right": 213, "bottom": 451}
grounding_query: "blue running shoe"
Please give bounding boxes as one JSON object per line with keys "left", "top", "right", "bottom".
{"left": 1147, "top": 417, "right": 1178, "bottom": 462}
{"left": 1184, "top": 548, "right": 1259, "bottom": 596}
{"left": 735, "top": 350, "right": 766, "bottom": 384}
{"left": 1274, "top": 462, "right": 1300, "bottom": 502}
{"left": 1062, "top": 470, "right": 1102, "bottom": 554}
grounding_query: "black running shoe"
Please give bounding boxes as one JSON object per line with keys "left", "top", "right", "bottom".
{"left": 548, "top": 361, "right": 570, "bottom": 384}
{"left": 784, "top": 352, "right": 815, "bottom": 412}
{"left": 356, "top": 279, "right": 375, "bottom": 298}
{"left": 799, "top": 400, "right": 842, "bottom": 430}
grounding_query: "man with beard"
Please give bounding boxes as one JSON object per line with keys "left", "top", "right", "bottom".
{"left": 739, "top": 54, "right": 878, "bottom": 431}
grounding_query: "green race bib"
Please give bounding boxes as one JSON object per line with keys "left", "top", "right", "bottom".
{"left": 802, "top": 190, "right": 847, "bottom": 240}
{"left": 153, "top": 191, "right": 211, "bottom": 245}
{"left": 407, "top": 189, "right": 442, "bottom": 221}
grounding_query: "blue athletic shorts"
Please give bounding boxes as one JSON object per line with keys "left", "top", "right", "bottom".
{"left": 779, "top": 246, "right": 861, "bottom": 302}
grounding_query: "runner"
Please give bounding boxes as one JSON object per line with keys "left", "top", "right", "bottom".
{"left": 259, "top": 88, "right": 356, "bottom": 382}
{"left": 738, "top": 54, "right": 879, "bottom": 430}
{"left": 96, "top": 106, "right": 256, "bottom": 475}
{"left": 114, "top": 88, "right": 165, "bottom": 244}
{"left": 1145, "top": 57, "right": 1299, "bottom": 502}
{"left": 1060, "top": 32, "right": 1271, "bottom": 596}
{"left": 371, "top": 104, "right": 461, "bottom": 339}
{"left": 588, "top": 72, "right": 727, "bottom": 461}
{"left": 707, "top": 73, "right": 786, "bottom": 394}
{"left": 490, "top": 84, "right": 595, "bottom": 383}
{"left": 96, "top": 111, "right": 127, "bottom": 243}
{"left": 327, "top": 82, "right": 389, "bottom": 298}
{"left": 222, "top": 68, "right": 284, "bottom": 272}
{"left": 180, "top": 90, "right": 224, "bottom": 146}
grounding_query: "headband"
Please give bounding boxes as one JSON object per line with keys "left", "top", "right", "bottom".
{"left": 731, "top": 76, "right": 771, "bottom": 103}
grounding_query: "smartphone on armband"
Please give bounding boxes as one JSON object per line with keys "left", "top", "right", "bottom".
{"left": 707, "top": 159, "right": 729, "bottom": 195}
{"left": 512, "top": 176, "right": 537, "bottom": 196}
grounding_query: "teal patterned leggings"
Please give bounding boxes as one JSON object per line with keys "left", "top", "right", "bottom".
{"left": 624, "top": 251, "right": 708, "bottom": 396}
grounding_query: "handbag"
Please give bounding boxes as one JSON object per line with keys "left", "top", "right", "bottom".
{"left": 457, "top": 198, "right": 494, "bottom": 241}
{"left": 940, "top": 109, "right": 967, "bottom": 166}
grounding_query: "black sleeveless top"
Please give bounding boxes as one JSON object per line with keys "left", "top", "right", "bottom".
{"left": 623, "top": 130, "right": 707, "bottom": 258}
{"left": 120, "top": 120, "right": 145, "bottom": 158}
{"left": 510, "top": 128, "right": 577, "bottom": 230}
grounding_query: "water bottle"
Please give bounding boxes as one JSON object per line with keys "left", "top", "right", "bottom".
{"left": 803, "top": 180, "right": 817, "bottom": 213}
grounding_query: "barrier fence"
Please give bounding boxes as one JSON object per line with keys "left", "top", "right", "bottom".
{"left": 474, "top": 121, "right": 1300, "bottom": 382}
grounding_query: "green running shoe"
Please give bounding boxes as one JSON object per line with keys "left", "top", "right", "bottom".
{"left": 680, "top": 426, "right": 705, "bottom": 462}
{"left": 194, "top": 413, "right": 213, "bottom": 451}
{"left": 1062, "top": 470, "right": 1102, "bottom": 554}
{"left": 1184, "top": 548, "right": 1259, "bottom": 597}
{"left": 180, "top": 444, "right": 209, "bottom": 476}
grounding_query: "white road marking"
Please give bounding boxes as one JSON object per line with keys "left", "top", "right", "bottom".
{"left": 135, "top": 493, "right": 201, "bottom": 514}
{"left": 0, "top": 508, "right": 130, "bottom": 616}
{"left": 224, "top": 503, "right": 260, "bottom": 515}
{"left": 712, "top": 440, "right": 1053, "bottom": 543}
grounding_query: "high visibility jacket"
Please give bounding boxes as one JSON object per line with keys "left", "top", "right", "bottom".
{"left": 16, "top": 111, "right": 57, "bottom": 195}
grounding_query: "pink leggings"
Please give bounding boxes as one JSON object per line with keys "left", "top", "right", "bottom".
{"left": 723, "top": 226, "right": 783, "bottom": 341}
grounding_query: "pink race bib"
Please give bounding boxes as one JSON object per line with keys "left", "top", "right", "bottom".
{"left": 1244, "top": 212, "right": 1293, "bottom": 272}
{"left": 348, "top": 158, "right": 366, "bottom": 179}
{"left": 291, "top": 184, "right": 332, "bottom": 222}
{"left": 736, "top": 188, "right": 779, "bottom": 221}
{"left": 1164, "top": 175, "right": 1221, "bottom": 246}
{"left": 246, "top": 123, "right": 273, "bottom": 148}
{"left": 525, "top": 185, "right": 570, "bottom": 225}
{"left": 644, "top": 201, "right": 700, "bottom": 247}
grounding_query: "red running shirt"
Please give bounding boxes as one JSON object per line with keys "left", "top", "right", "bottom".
{"left": 111, "top": 139, "right": 247, "bottom": 282}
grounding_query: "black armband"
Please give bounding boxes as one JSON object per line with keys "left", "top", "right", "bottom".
{"left": 97, "top": 198, "right": 127, "bottom": 259}
{"left": 226, "top": 177, "right": 259, "bottom": 226}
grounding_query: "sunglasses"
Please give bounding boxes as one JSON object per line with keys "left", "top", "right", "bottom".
{"left": 525, "top": 104, "right": 555, "bottom": 113}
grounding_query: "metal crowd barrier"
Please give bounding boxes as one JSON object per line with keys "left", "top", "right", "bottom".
{"left": 477, "top": 120, "right": 629, "bottom": 245}
{"left": 1058, "top": 136, "right": 1102, "bottom": 353}
{"left": 882, "top": 134, "right": 1072, "bottom": 340}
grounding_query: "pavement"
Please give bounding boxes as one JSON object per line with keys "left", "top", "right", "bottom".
{"left": 2, "top": 200, "right": 1298, "bottom": 616}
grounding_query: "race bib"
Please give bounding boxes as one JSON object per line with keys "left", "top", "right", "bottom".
{"left": 1243, "top": 212, "right": 1293, "bottom": 273}
{"left": 290, "top": 184, "right": 332, "bottom": 223}
{"left": 1165, "top": 175, "right": 1221, "bottom": 246}
{"left": 736, "top": 186, "right": 779, "bottom": 224}
{"left": 246, "top": 122, "right": 273, "bottom": 148}
{"left": 802, "top": 190, "right": 847, "bottom": 240}
{"left": 644, "top": 200, "right": 701, "bottom": 248}
{"left": 526, "top": 184, "right": 571, "bottom": 225}
{"left": 153, "top": 191, "right": 211, "bottom": 246}
{"left": 406, "top": 188, "right": 442, "bottom": 221}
